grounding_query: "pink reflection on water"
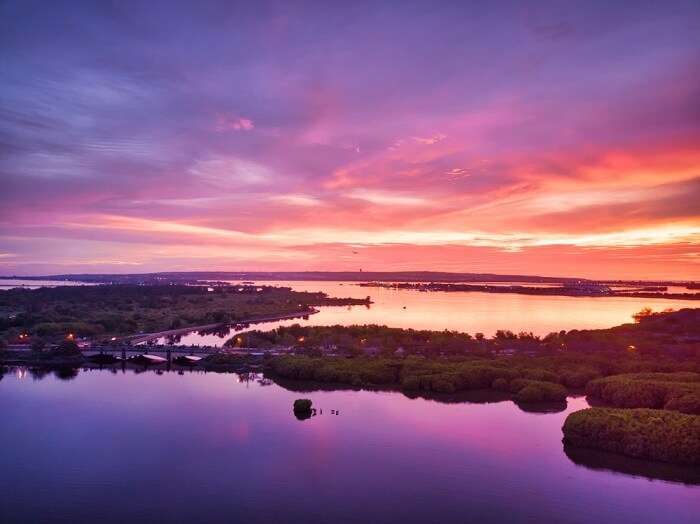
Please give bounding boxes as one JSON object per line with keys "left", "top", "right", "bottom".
{"left": 160, "top": 281, "right": 700, "bottom": 346}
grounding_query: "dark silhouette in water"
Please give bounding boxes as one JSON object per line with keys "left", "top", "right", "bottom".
{"left": 294, "top": 410, "right": 312, "bottom": 421}
{"left": 274, "top": 376, "right": 564, "bottom": 413}
{"left": 29, "top": 367, "right": 52, "bottom": 381}
{"left": 293, "top": 398, "right": 313, "bottom": 421}
{"left": 564, "top": 444, "right": 700, "bottom": 485}
{"left": 88, "top": 354, "right": 120, "bottom": 364}
{"left": 516, "top": 400, "right": 567, "bottom": 414}
{"left": 54, "top": 366, "right": 79, "bottom": 381}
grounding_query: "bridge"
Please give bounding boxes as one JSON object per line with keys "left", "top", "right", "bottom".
{"left": 8, "top": 342, "right": 287, "bottom": 361}
{"left": 83, "top": 344, "right": 281, "bottom": 358}
{"left": 119, "top": 309, "right": 316, "bottom": 345}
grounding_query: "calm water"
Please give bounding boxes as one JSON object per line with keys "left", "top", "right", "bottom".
{"left": 160, "top": 281, "right": 700, "bottom": 346}
{"left": 0, "top": 278, "right": 92, "bottom": 289}
{"left": 0, "top": 367, "right": 698, "bottom": 524}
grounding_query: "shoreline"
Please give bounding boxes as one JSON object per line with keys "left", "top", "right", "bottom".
{"left": 124, "top": 308, "right": 321, "bottom": 345}
{"left": 358, "top": 282, "right": 700, "bottom": 300}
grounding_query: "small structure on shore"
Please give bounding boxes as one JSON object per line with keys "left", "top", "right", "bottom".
{"left": 129, "top": 354, "right": 167, "bottom": 364}
{"left": 173, "top": 355, "right": 202, "bottom": 365}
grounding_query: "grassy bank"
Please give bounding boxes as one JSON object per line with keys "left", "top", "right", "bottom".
{"left": 231, "top": 308, "right": 700, "bottom": 361}
{"left": 586, "top": 372, "right": 700, "bottom": 414}
{"left": 265, "top": 355, "right": 570, "bottom": 402}
{"left": 0, "top": 284, "right": 369, "bottom": 342}
{"left": 562, "top": 407, "right": 700, "bottom": 465}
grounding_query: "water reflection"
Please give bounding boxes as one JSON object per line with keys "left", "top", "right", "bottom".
{"left": 53, "top": 366, "right": 79, "bottom": 381}
{"left": 8, "top": 365, "right": 565, "bottom": 414}
{"left": 0, "top": 367, "right": 694, "bottom": 470}
{"left": 161, "top": 325, "right": 234, "bottom": 345}
{"left": 28, "top": 367, "right": 52, "bottom": 380}
{"left": 515, "top": 400, "right": 568, "bottom": 414}
{"left": 275, "top": 378, "right": 568, "bottom": 413}
{"left": 1, "top": 366, "right": 698, "bottom": 523}
{"left": 294, "top": 410, "right": 312, "bottom": 421}
{"left": 0, "top": 365, "right": 568, "bottom": 414}
{"left": 564, "top": 444, "right": 700, "bottom": 486}
{"left": 147, "top": 281, "right": 700, "bottom": 347}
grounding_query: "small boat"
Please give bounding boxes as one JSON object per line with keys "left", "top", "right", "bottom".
{"left": 173, "top": 355, "right": 202, "bottom": 365}
{"left": 129, "top": 354, "right": 167, "bottom": 364}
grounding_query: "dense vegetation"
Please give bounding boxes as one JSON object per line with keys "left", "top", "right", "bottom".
{"left": 263, "top": 353, "right": 695, "bottom": 402}
{"left": 293, "top": 399, "right": 312, "bottom": 412}
{"left": 199, "top": 353, "right": 250, "bottom": 371}
{"left": 231, "top": 308, "right": 700, "bottom": 360}
{"left": 0, "top": 284, "right": 368, "bottom": 342}
{"left": 586, "top": 372, "right": 700, "bottom": 414}
{"left": 562, "top": 408, "right": 700, "bottom": 465}
{"left": 229, "top": 323, "right": 485, "bottom": 354}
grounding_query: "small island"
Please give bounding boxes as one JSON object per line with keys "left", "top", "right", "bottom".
{"left": 563, "top": 408, "right": 700, "bottom": 465}
{"left": 358, "top": 281, "right": 700, "bottom": 300}
{"left": 0, "top": 283, "right": 370, "bottom": 343}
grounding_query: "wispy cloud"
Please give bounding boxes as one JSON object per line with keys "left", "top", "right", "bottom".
{"left": 345, "top": 189, "right": 431, "bottom": 206}
{"left": 412, "top": 134, "right": 447, "bottom": 145}
{"left": 1, "top": 1, "right": 698, "bottom": 278}
{"left": 216, "top": 115, "right": 255, "bottom": 132}
{"left": 269, "top": 194, "right": 322, "bottom": 207}
{"left": 189, "top": 156, "right": 271, "bottom": 188}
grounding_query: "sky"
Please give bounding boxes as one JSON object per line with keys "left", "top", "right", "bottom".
{"left": 1, "top": 1, "right": 699, "bottom": 280}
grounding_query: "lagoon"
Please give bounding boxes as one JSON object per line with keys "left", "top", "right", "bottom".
{"left": 0, "top": 367, "right": 698, "bottom": 524}
{"left": 155, "top": 280, "right": 700, "bottom": 346}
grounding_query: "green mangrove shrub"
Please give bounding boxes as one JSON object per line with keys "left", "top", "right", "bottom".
{"left": 586, "top": 373, "right": 700, "bottom": 414}
{"left": 293, "top": 399, "right": 312, "bottom": 412}
{"left": 562, "top": 407, "right": 700, "bottom": 465}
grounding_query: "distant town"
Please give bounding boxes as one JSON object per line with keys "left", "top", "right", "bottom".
{"left": 3, "top": 271, "right": 698, "bottom": 300}
{"left": 358, "top": 281, "right": 700, "bottom": 300}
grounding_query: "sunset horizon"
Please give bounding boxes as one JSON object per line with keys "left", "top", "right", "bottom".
{"left": 1, "top": 4, "right": 699, "bottom": 523}
{"left": 1, "top": 1, "right": 698, "bottom": 280}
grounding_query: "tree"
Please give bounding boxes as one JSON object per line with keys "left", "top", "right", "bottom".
{"left": 632, "top": 307, "right": 654, "bottom": 323}
{"left": 54, "top": 339, "right": 80, "bottom": 356}
{"left": 293, "top": 398, "right": 313, "bottom": 412}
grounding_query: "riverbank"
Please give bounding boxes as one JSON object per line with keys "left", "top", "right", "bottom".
{"left": 358, "top": 281, "right": 700, "bottom": 300}
{"left": 124, "top": 308, "right": 321, "bottom": 345}
{"left": 0, "top": 283, "right": 371, "bottom": 344}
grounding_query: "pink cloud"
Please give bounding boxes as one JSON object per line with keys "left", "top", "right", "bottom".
{"left": 216, "top": 115, "right": 255, "bottom": 132}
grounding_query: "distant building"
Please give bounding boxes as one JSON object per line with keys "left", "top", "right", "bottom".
{"left": 563, "top": 280, "right": 612, "bottom": 295}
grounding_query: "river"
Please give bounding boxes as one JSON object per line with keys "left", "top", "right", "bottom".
{"left": 151, "top": 280, "right": 700, "bottom": 347}
{"left": 0, "top": 367, "right": 697, "bottom": 523}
